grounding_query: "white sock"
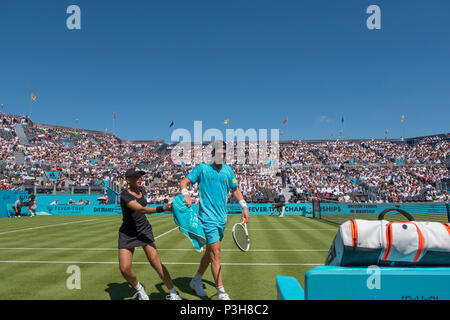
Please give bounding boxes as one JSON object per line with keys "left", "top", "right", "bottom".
{"left": 193, "top": 272, "right": 202, "bottom": 282}
{"left": 217, "top": 286, "right": 226, "bottom": 294}
{"left": 169, "top": 288, "right": 177, "bottom": 295}
{"left": 134, "top": 283, "right": 143, "bottom": 291}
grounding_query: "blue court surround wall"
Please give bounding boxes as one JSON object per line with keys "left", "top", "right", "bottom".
{"left": 0, "top": 188, "right": 446, "bottom": 219}
{"left": 0, "top": 190, "right": 29, "bottom": 217}
{"left": 2, "top": 197, "right": 313, "bottom": 217}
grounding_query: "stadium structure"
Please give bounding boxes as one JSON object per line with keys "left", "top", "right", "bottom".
{"left": 0, "top": 112, "right": 448, "bottom": 215}
{"left": 1, "top": 112, "right": 449, "bottom": 301}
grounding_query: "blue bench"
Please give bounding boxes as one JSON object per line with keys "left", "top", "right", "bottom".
{"left": 276, "top": 276, "right": 305, "bottom": 300}
{"left": 277, "top": 266, "right": 450, "bottom": 300}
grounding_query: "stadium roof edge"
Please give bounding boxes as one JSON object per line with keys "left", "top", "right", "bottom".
{"left": 2, "top": 112, "right": 448, "bottom": 145}
{"left": 166, "top": 134, "right": 449, "bottom": 146}
{"left": 32, "top": 122, "right": 164, "bottom": 145}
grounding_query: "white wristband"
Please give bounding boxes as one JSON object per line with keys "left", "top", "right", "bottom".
{"left": 239, "top": 199, "right": 247, "bottom": 208}
{"left": 181, "top": 188, "right": 189, "bottom": 196}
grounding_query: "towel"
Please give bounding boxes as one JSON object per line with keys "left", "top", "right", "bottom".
{"left": 171, "top": 194, "right": 206, "bottom": 252}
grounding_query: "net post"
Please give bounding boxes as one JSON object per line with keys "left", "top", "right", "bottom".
{"left": 312, "top": 199, "right": 320, "bottom": 219}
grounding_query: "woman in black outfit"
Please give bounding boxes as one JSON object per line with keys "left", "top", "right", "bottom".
{"left": 27, "top": 192, "right": 37, "bottom": 217}
{"left": 118, "top": 168, "right": 181, "bottom": 300}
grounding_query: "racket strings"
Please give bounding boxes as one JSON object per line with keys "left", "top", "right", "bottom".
{"left": 234, "top": 224, "right": 249, "bottom": 250}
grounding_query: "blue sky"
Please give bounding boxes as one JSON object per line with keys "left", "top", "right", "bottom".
{"left": 0, "top": 0, "right": 449, "bottom": 141}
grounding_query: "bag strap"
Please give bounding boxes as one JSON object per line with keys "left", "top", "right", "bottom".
{"left": 377, "top": 208, "right": 415, "bottom": 221}
{"left": 411, "top": 222, "right": 425, "bottom": 263}
{"left": 382, "top": 221, "right": 425, "bottom": 263}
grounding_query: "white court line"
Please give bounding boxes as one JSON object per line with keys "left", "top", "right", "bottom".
{"left": 154, "top": 226, "right": 179, "bottom": 239}
{"left": 0, "top": 218, "right": 100, "bottom": 236}
{"left": 0, "top": 247, "right": 118, "bottom": 251}
{"left": 0, "top": 217, "right": 174, "bottom": 237}
{"left": 249, "top": 228, "right": 336, "bottom": 231}
{"left": 0, "top": 260, "right": 322, "bottom": 266}
{"left": 0, "top": 247, "right": 329, "bottom": 252}
{"left": 241, "top": 249, "right": 328, "bottom": 252}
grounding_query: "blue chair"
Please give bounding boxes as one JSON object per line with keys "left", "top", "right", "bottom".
{"left": 277, "top": 266, "right": 450, "bottom": 300}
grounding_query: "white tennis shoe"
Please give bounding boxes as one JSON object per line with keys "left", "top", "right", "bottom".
{"left": 132, "top": 284, "right": 149, "bottom": 300}
{"left": 166, "top": 291, "right": 183, "bottom": 300}
{"left": 189, "top": 278, "right": 208, "bottom": 297}
{"left": 218, "top": 292, "right": 230, "bottom": 300}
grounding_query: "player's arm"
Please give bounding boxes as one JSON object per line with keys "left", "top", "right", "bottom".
{"left": 180, "top": 177, "right": 192, "bottom": 207}
{"left": 231, "top": 187, "right": 250, "bottom": 222}
{"left": 127, "top": 200, "right": 172, "bottom": 215}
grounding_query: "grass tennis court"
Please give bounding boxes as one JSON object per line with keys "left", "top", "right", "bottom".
{"left": 0, "top": 214, "right": 336, "bottom": 300}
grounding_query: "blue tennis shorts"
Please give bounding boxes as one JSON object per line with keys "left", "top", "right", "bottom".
{"left": 203, "top": 222, "right": 226, "bottom": 245}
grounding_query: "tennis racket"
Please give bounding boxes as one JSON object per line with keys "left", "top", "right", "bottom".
{"left": 232, "top": 218, "right": 250, "bottom": 252}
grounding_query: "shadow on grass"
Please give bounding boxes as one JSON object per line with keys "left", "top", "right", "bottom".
{"left": 105, "top": 277, "right": 217, "bottom": 300}
{"left": 170, "top": 277, "right": 216, "bottom": 300}
{"left": 147, "top": 277, "right": 216, "bottom": 300}
{"left": 105, "top": 282, "right": 137, "bottom": 300}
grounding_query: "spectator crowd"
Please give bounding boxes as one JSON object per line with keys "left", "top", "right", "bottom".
{"left": 0, "top": 113, "right": 448, "bottom": 204}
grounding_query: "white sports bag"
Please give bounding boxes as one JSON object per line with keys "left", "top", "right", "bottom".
{"left": 325, "top": 209, "right": 450, "bottom": 266}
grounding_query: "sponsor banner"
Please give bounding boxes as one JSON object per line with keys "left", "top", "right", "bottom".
{"left": 45, "top": 204, "right": 122, "bottom": 215}
{"left": 26, "top": 202, "right": 447, "bottom": 218}
{"left": 19, "top": 203, "right": 314, "bottom": 217}
{"left": 42, "top": 204, "right": 166, "bottom": 215}
{"left": 8, "top": 200, "right": 447, "bottom": 218}
{"left": 227, "top": 203, "right": 313, "bottom": 216}
{"left": 318, "top": 202, "right": 448, "bottom": 216}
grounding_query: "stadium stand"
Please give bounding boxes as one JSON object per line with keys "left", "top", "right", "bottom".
{"left": 0, "top": 113, "right": 448, "bottom": 206}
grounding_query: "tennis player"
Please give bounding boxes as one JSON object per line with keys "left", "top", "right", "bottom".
{"left": 270, "top": 203, "right": 283, "bottom": 216}
{"left": 270, "top": 193, "right": 286, "bottom": 217}
{"left": 180, "top": 141, "right": 250, "bottom": 300}
{"left": 27, "top": 191, "right": 37, "bottom": 217}
{"left": 118, "top": 168, "right": 181, "bottom": 300}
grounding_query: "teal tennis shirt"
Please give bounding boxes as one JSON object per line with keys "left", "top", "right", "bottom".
{"left": 186, "top": 163, "right": 238, "bottom": 224}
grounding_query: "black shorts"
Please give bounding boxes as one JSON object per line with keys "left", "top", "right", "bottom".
{"left": 118, "top": 229, "right": 155, "bottom": 249}
{"left": 273, "top": 203, "right": 285, "bottom": 209}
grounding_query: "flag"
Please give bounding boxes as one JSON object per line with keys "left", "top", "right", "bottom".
{"left": 282, "top": 117, "right": 288, "bottom": 125}
{"left": 341, "top": 116, "right": 344, "bottom": 124}
{"left": 224, "top": 119, "right": 229, "bottom": 125}
{"left": 31, "top": 93, "right": 37, "bottom": 101}
{"left": 113, "top": 112, "right": 116, "bottom": 119}
{"left": 169, "top": 121, "right": 174, "bottom": 127}
{"left": 400, "top": 115, "right": 405, "bottom": 123}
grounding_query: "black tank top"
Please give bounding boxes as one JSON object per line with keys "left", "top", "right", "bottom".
{"left": 119, "top": 187, "right": 152, "bottom": 235}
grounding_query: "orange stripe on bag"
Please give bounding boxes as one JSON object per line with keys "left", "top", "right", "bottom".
{"left": 442, "top": 223, "right": 450, "bottom": 237}
{"left": 350, "top": 220, "right": 358, "bottom": 248}
{"left": 382, "top": 223, "right": 392, "bottom": 261}
{"left": 412, "top": 223, "right": 425, "bottom": 263}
